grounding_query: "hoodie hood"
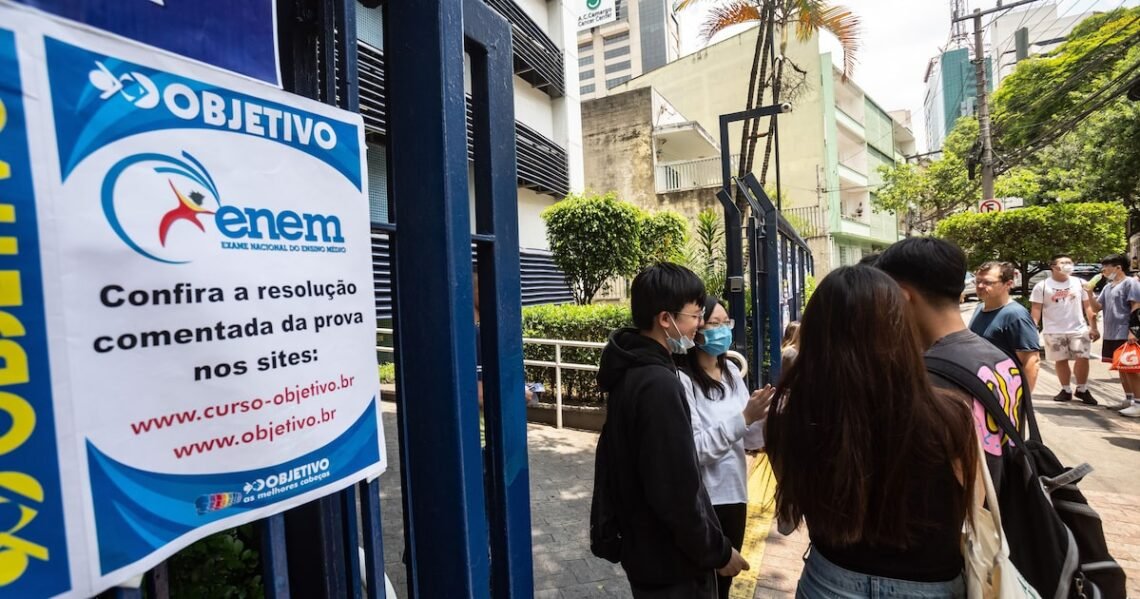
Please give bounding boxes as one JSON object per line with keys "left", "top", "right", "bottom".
{"left": 597, "top": 328, "right": 676, "bottom": 392}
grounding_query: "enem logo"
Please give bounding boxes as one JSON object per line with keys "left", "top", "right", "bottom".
{"left": 101, "top": 151, "right": 347, "bottom": 264}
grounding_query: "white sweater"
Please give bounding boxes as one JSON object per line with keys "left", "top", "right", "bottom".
{"left": 679, "top": 362, "right": 764, "bottom": 506}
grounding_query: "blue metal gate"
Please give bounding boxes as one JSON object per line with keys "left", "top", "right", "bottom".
{"left": 101, "top": 0, "right": 532, "bottom": 597}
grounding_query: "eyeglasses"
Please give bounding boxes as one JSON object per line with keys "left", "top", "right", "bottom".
{"left": 974, "top": 278, "right": 1005, "bottom": 288}
{"left": 703, "top": 319, "right": 735, "bottom": 330}
{"left": 672, "top": 311, "right": 704, "bottom": 321}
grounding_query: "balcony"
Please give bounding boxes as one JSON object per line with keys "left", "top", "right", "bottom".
{"left": 484, "top": 0, "right": 566, "bottom": 98}
{"left": 357, "top": 42, "right": 570, "bottom": 198}
{"left": 783, "top": 206, "right": 826, "bottom": 238}
{"left": 655, "top": 155, "right": 739, "bottom": 193}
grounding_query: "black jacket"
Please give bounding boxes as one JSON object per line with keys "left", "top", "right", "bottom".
{"left": 595, "top": 328, "right": 732, "bottom": 585}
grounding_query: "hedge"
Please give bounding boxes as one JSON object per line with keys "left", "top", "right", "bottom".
{"left": 522, "top": 303, "right": 632, "bottom": 405}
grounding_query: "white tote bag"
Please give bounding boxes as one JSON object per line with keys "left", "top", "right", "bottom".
{"left": 962, "top": 441, "right": 1041, "bottom": 599}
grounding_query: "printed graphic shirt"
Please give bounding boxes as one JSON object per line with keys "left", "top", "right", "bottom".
{"left": 926, "top": 330, "right": 1025, "bottom": 491}
{"left": 1030, "top": 277, "right": 1088, "bottom": 334}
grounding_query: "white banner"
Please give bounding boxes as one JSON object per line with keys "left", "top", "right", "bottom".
{"left": 0, "top": 3, "right": 385, "bottom": 597}
{"left": 577, "top": 0, "right": 618, "bottom": 31}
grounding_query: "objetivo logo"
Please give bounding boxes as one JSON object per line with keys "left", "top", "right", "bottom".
{"left": 89, "top": 61, "right": 160, "bottom": 109}
{"left": 102, "top": 151, "right": 223, "bottom": 264}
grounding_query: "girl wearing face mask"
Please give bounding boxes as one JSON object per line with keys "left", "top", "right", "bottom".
{"left": 678, "top": 296, "right": 774, "bottom": 599}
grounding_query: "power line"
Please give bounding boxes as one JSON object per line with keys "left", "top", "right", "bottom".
{"left": 995, "top": 12, "right": 1140, "bottom": 139}
{"left": 996, "top": 57, "right": 1140, "bottom": 172}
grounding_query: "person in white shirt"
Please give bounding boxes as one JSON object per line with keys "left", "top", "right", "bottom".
{"left": 678, "top": 296, "right": 773, "bottom": 599}
{"left": 1030, "top": 254, "right": 1101, "bottom": 404}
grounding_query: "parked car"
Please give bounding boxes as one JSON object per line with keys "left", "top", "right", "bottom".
{"left": 961, "top": 272, "right": 976, "bottom": 303}
{"left": 1073, "top": 263, "right": 1101, "bottom": 281}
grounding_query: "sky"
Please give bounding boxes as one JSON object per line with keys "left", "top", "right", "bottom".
{"left": 676, "top": 0, "right": 1138, "bottom": 151}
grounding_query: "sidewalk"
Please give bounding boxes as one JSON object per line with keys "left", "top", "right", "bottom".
{"left": 375, "top": 316, "right": 1140, "bottom": 597}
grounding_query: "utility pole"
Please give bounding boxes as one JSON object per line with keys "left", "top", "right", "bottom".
{"left": 954, "top": 0, "right": 1039, "bottom": 202}
{"left": 972, "top": 8, "right": 996, "bottom": 201}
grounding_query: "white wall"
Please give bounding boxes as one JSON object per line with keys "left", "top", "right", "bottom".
{"left": 516, "top": 0, "right": 552, "bottom": 41}
{"left": 554, "top": 0, "right": 585, "bottom": 192}
{"left": 517, "top": 187, "right": 555, "bottom": 250}
{"left": 514, "top": 75, "right": 557, "bottom": 139}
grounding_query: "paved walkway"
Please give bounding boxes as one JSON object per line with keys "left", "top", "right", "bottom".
{"left": 378, "top": 303, "right": 1140, "bottom": 597}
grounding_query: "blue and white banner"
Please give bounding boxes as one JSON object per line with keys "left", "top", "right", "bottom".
{"left": 12, "top": 0, "right": 281, "bottom": 86}
{"left": 0, "top": 4, "right": 383, "bottom": 597}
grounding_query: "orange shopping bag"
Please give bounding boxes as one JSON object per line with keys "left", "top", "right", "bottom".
{"left": 1111, "top": 340, "right": 1140, "bottom": 373}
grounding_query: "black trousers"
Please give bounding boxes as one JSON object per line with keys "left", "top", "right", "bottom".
{"left": 630, "top": 571, "right": 717, "bottom": 599}
{"left": 713, "top": 503, "right": 748, "bottom": 599}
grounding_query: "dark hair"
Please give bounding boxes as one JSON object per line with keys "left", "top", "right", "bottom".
{"left": 976, "top": 261, "right": 1016, "bottom": 283}
{"left": 630, "top": 263, "right": 706, "bottom": 331}
{"left": 679, "top": 296, "right": 738, "bottom": 400}
{"left": 1101, "top": 254, "right": 1128, "bottom": 269}
{"left": 874, "top": 237, "right": 966, "bottom": 307}
{"left": 1050, "top": 253, "right": 1072, "bottom": 265}
{"left": 858, "top": 252, "right": 881, "bottom": 266}
{"left": 765, "top": 266, "right": 977, "bottom": 548}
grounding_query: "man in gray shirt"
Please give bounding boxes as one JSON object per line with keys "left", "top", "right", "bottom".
{"left": 1090, "top": 254, "right": 1140, "bottom": 415}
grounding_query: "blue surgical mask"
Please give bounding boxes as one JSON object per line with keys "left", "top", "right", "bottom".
{"left": 666, "top": 315, "right": 696, "bottom": 355}
{"left": 698, "top": 326, "right": 733, "bottom": 356}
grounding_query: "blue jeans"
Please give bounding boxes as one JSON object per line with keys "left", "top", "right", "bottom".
{"left": 796, "top": 549, "right": 965, "bottom": 599}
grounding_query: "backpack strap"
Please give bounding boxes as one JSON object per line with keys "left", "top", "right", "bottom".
{"left": 924, "top": 355, "right": 1028, "bottom": 450}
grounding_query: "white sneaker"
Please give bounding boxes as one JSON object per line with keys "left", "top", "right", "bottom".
{"left": 1108, "top": 399, "right": 1134, "bottom": 410}
{"left": 1119, "top": 404, "right": 1140, "bottom": 418}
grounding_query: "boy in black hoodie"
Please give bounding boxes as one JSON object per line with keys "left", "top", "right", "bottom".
{"left": 593, "top": 263, "right": 749, "bottom": 598}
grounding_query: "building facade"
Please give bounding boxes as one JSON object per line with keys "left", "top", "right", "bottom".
{"left": 576, "top": 0, "right": 681, "bottom": 100}
{"left": 922, "top": 47, "right": 992, "bottom": 152}
{"left": 356, "top": 0, "right": 584, "bottom": 311}
{"left": 585, "top": 29, "right": 914, "bottom": 274}
{"left": 991, "top": 1, "right": 1093, "bottom": 84}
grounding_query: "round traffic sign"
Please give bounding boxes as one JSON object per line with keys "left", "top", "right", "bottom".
{"left": 979, "top": 199, "right": 1003, "bottom": 213}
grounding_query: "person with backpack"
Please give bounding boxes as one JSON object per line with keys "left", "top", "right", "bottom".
{"left": 591, "top": 263, "right": 748, "bottom": 598}
{"left": 878, "top": 240, "right": 1127, "bottom": 598}
{"left": 677, "top": 296, "right": 774, "bottom": 599}
{"left": 766, "top": 265, "right": 980, "bottom": 597}
{"left": 874, "top": 238, "right": 1025, "bottom": 489}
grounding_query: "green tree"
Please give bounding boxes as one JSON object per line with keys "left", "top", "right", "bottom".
{"left": 873, "top": 118, "right": 980, "bottom": 233}
{"left": 638, "top": 210, "right": 689, "bottom": 268}
{"left": 542, "top": 192, "right": 643, "bottom": 304}
{"left": 992, "top": 7, "right": 1140, "bottom": 205}
{"left": 935, "top": 202, "right": 1126, "bottom": 295}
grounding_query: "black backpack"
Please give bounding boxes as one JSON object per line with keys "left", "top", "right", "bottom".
{"left": 926, "top": 356, "right": 1127, "bottom": 599}
{"left": 589, "top": 421, "right": 622, "bottom": 563}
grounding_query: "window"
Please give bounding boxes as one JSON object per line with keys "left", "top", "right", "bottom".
{"left": 366, "top": 145, "right": 388, "bottom": 224}
{"left": 580, "top": 84, "right": 596, "bottom": 95}
{"left": 604, "top": 31, "right": 629, "bottom": 45}
{"left": 603, "top": 45, "right": 630, "bottom": 60}
{"left": 578, "top": 42, "right": 592, "bottom": 54}
{"left": 579, "top": 54, "right": 594, "bottom": 67}
{"left": 605, "top": 60, "right": 630, "bottom": 74}
{"left": 606, "top": 75, "right": 631, "bottom": 89}
{"left": 580, "top": 69, "right": 595, "bottom": 81}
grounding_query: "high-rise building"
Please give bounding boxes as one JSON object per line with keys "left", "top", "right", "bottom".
{"left": 991, "top": 1, "right": 1093, "bottom": 84}
{"left": 576, "top": 0, "right": 681, "bottom": 100}
{"left": 922, "top": 48, "right": 992, "bottom": 152}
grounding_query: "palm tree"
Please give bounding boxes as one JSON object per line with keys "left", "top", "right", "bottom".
{"left": 676, "top": 0, "right": 860, "bottom": 211}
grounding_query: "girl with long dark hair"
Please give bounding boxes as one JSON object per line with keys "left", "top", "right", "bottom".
{"left": 765, "top": 266, "right": 979, "bottom": 598}
{"left": 678, "top": 296, "right": 773, "bottom": 599}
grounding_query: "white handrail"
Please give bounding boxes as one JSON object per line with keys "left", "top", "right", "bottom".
{"left": 376, "top": 329, "right": 605, "bottom": 428}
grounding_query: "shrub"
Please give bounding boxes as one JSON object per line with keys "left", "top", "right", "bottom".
{"left": 168, "top": 525, "right": 264, "bottom": 599}
{"left": 543, "top": 192, "right": 643, "bottom": 304}
{"left": 522, "top": 303, "right": 632, "bottom": 404}
{"left": 378, "top": 362, "right": 395, "bottom": 384}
